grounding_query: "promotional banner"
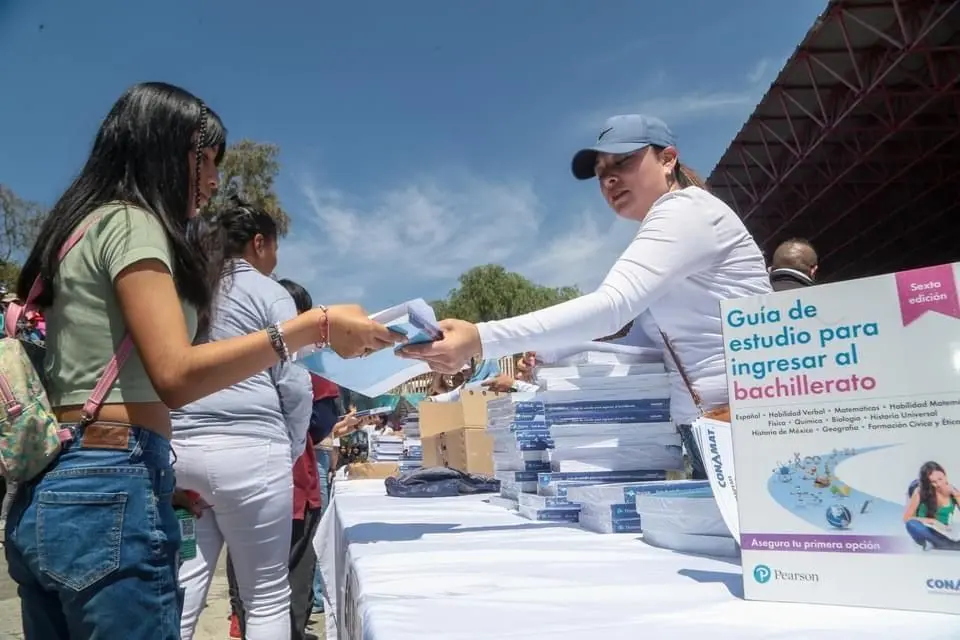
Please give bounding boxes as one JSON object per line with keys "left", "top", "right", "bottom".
{"left": 722, "top": 263, "right": 960, "bottom": 615}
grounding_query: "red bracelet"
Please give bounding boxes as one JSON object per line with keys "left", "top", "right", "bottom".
{"left": 316, "top": 304, "right": 330, "bottom": 349}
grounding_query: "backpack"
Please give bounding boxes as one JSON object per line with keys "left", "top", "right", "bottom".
{"left": 0, "top": 217, "right": 133, "bottom": 481}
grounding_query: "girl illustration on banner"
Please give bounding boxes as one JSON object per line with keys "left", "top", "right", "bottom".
{"left": 904, "top": 461, "right": 960, "bottom": 551}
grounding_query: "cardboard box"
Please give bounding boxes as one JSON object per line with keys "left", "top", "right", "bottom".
{"left": 346, "top": 462, "right": 398, "bottom": 480}
{"left": 419, "top": 392, "right": 501, "bottom": 471}
{"left": 419, "top": 400, "right": 463, "bottom": 469}
{"left": 423, "top": 424, "right": 488, "bottom": 470}
{"left": 438, "top": 427, "right": 494, "bottom": 475}
{"left": 418, "top": 401, "right": 465, "bottom": 438}
{"left": 461, "top": 388, "right": 506, "bottom": 427}
{"left": 722, "top": 262, "right": 960, "bottom": 615}
{"left": 422, "top": 434, "right": 443, "bottom": 468}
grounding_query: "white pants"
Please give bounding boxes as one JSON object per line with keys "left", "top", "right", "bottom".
{"left": 173, "top": 433, "right": 294, "bottom": 640}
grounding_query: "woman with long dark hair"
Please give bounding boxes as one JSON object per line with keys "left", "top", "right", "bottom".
{"left": 5, "top": 82, "right": 400, "bottom": 640}
{"left": 904, "top": 461, "right": 960, "bottom": 550}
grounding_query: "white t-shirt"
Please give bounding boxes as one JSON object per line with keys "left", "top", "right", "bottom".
{"left": 477, "top": 186, "right": 771, "bottom": 424}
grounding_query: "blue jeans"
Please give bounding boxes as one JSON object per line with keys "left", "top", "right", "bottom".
{"left": 5, "top": 423, "right": 181, "bottom": 639}
{"left": 312, "top": 447, "right": 332, "bottom": 611}
{"left": 905, "top": 518, "right": 960, "bottom": 550}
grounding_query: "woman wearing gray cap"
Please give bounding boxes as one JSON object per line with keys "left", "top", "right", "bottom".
{"left": 402, "top": 114, "right": 771, "bottom": 477}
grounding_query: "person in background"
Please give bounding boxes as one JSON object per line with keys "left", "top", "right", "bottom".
{"left": 400, "top": 114, "right": 771, "bottom": 480}
{"left": 427, "top": 372, "right": 454, "bottom": 396}
{"left": 310, "top": 408, "right": 358, "bottom": 617}
{"left": 6, "top": 82, "right": 399, "bottom": 640}
{"left": 481, "top": 354, "right": 540, "bottom": 393}
{"left": 769, "top": 238, "right": 818, "bottom": 291}
{"left": 171, "top": 202, "right": 312, "bottom": 640}
{"left": 273, "top": 279, "right": 360, "bottom": 629}
{"left": 240, "top": 278, "right": 325, "bottom": 640}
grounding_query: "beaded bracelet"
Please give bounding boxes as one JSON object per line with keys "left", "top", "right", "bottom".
{"left": 316, "top": 304, "right": 330, "bottom": 349}
{"left": 266, "top": 323, "right": 290, "bottom": 362}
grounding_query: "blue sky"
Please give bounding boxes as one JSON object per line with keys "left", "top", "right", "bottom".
{"left": 0, "top": 0, "right": 825, "bottom": 309}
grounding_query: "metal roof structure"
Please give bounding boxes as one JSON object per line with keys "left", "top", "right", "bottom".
{"left": 706, "top": 0, "right": 960, "bottom": 281}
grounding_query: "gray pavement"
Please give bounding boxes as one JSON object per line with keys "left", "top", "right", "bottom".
{"left": 0, "top": 550, "right": 325, "bottom": 640}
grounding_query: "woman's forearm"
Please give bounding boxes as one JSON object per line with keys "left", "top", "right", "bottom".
{"left": 156, "top": 312, "right": 320, "bottom": 409}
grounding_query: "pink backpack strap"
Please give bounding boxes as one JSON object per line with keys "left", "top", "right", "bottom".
{"left": 4, "top": 302, "right": 23, "bottom": 337}
{"left": 7, "top": 214, "right": 135, "bottom": 425}
{"left": 80, "top": 335, "right": 134, "bottom": 423}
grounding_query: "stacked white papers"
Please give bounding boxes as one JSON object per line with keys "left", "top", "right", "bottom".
{"left": 567, "top": 480, "right": 709, "bottom": 534}
{"left": 484, "top": 348, "right": 684, "bottom": 524}
{"left": 536, "top": 342, "right": 664, "bottom": 367}
{"left": 635, "top": 491, "right": 739, "bottom": 557}
{"left": 487, "top": 394, "right": 541, "bottom": 507}
{"left": 295, "top": 299, "right": 437, "bottom": 398}
{"left": 369, "top": 433, "right": 403, "bottom": 462}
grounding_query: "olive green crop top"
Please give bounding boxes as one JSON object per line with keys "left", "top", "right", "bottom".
{"left": 44, "top": 204, "right": 198, "bottom": 407}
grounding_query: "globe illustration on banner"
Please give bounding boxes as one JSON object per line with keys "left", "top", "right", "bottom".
{"left": 825, "top": 503, "right": 853, "bottom": 529}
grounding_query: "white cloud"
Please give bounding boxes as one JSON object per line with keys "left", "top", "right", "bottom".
{"left": 279, "top": 174, "right": 635, "bottom": 306}
{"left": 519, "top": 210, "right": 637, "bottom": 289}
{"left": 746, "top": 58, "right": 771, "bottom": 84}
{"left": 579, "top": 58, "right": 777, "bottom": 130}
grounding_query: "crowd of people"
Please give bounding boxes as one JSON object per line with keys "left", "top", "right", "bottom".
{"left": 0, "top": 80, "right": 827, "bottom": 640}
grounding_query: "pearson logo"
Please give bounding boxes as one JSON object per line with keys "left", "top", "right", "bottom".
{"left": 752, "top": 564, "right": 819, "bottom": 585}
{"left": 753, "top": 565, "right": 772, "bottom": 583}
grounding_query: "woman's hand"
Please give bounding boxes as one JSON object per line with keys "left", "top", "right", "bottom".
{"left": 172, "top": 489, "right": 211, "bottom": 518}
{"left": 332, "top": 410, "right": 361, "bottom": 438}
{"left": 398, "top": 318, "right": 481, "bottom": 373}
{"left": 481, "top": 374, "right": 517, "bottom": 393}
{"left": 320, "top": 305, "right": 405, "bottom": 358}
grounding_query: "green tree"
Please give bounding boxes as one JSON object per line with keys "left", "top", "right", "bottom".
{"left": 205, "top": 139, "right": 291, "bottom": 235}
{"left": 0, "top": 185, "right": 45, "bottom": 289}
{"left": 431, "top": 264, "right": 581, "bottom": 323}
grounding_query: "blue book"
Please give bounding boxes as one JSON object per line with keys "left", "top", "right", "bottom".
{"left": 296, "top": 299, "right": 441, "bottom": 398}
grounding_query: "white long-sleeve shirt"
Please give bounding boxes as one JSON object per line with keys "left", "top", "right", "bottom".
{"left": 477, "top": 186, "right": 771, "bottom": 424}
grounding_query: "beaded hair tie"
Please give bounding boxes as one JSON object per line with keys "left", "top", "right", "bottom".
{"left": 195, "top": 102, "right": 209, "bottom": 212}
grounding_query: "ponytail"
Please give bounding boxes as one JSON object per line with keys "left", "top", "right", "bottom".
{"left": 675, "top": 162, "right": 705, "bottom": 189}
{"left": 188, "top": 196, "right": 278, "bottom": 337}
{"left": 653, "top": 145, "right": 706, "bottom": 191}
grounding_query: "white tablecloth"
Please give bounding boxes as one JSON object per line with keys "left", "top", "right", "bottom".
{"left": 316, "top": 480, "right": 959, "bottom": 640}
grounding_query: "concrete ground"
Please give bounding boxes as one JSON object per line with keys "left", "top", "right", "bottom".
{"left": 0, "top": 551, "right": 325, "bottom": 639}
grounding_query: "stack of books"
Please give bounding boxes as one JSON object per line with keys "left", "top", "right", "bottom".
{"left": 488, "top": 392, "right": 545, "bottom": 509}
{"left": 398, "top": 410, "right": 423, "bottom": 473}
{"left": 487, "top": 345, "right": 685, "bottom": 524}
{"left": 566, "top": 480, "right": 709, "bottom": 534}
{"left": 634, "top": 490, "right": 739, "bottom": 556}
{"left": 368, "top": 432, "right": 403, "bottom": 463}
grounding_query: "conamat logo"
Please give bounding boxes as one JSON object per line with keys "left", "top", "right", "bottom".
{"left": 752, "top": 565, "right": 819, "bottom": 585}
{"left": 926, "top": 578, "right": 960, "bottom": 594}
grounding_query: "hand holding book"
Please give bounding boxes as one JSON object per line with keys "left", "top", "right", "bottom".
{"left": 297, "top": 299, "right": 445, "bottom": 397}
{"left": 397, "top": 318, "right": 481, "bottom": 373}
{"left": 323, "top": 304, "right": 406, "bottom": 357}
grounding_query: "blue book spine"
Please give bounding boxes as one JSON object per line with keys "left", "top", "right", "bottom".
{"left": 538, "top": 470, "right": 667, "bottom": 488}
{"left": 544, "top": 399, "right": 670, "bottom": 413}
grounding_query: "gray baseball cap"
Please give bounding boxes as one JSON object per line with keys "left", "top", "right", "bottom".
{"left": 571, "top": 114, "right": 677, "bottom": 180}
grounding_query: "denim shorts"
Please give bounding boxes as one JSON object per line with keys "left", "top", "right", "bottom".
{"left": 4, "top": 422, "right": 182, "bottom": 639}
